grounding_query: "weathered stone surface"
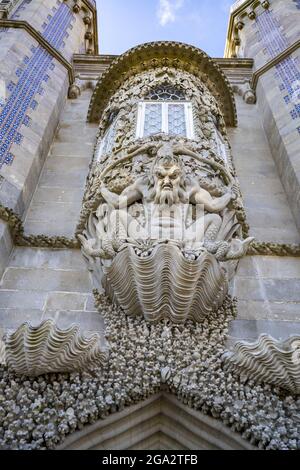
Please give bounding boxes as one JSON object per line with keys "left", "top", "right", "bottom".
{"left": 0, "top": 221, "right": 13, "bottom": 278}
{"left": 228, "top": 96, "right": 300, "bottom": 245}
{"left": 0, "top": 290, "right": 47, "bottom": 310}
{"left": 232, "top": 256, "right": 300, "bottom": 328}
{"left": 9, "top": 248, "right": 87, "bottom": 270}
{"left": 228, "top": 320, "right": 300, "bottom": 341}
{"left": 1, "top": 268, "right": 91, "bottom": 293}
{"left": 46, "top": 292, "right": 88, "bottom": 312}
{"left": 22, "top": 90, "right": 97, "bottom": 237}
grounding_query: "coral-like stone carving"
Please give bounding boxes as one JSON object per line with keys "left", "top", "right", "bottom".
{"left": 223, "top": 334, "right": 300, "bottom": 395}
{"left": 1, "top": 295, "right": 299, "bottom": 450}
{"left": 4, "top": 320, "right": 108, "bottom": 377}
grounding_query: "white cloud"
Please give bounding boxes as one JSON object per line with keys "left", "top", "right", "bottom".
{"left": 157, "top": 0, "right": 184, "bottom": 26}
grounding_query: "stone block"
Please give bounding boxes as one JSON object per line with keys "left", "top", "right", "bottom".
{"left": 0, "top": 309, "right": 44, "bottom": 330}
{"left": 232, "top": 278, "right": 265, "bottom": 301}
{"left": 29, "top": 187, "right": 84, "bottom": 204}
{"left": 50, "top": 142, "right": 94, "bottom": 158}
{"left": 254, "top": 256, "right": 300, "bottom": 279}
{"left": 263, "top": 279, "right": 300, "bottom": 302}
{"left": 9, "top": 248, "right": 87, "bottom": 271}
{"left": 0, "top": 290, "right": 47, "bottom": 310}
{"left": 228, "top": 320, "right": 300, "bottom": 341}
{"left": 235, "top": 299, "right": 300, "bottom": 322}
{"left": 38, "top": 167, "right": 88, "bottom": 189}
{"left": 46, "top": 292, "right": 88, "bottom": 311}
{"left": 1, "top": 268, "right": 92, "bottom": 293}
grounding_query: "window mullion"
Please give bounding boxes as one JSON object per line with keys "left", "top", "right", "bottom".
{"left": 162, "top": 103, "right": 168, "bottom": 133}
{"left": 185, "top": 103, "right": 194, "bottom": 139}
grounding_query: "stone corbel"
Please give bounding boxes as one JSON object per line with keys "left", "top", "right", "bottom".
{"left": 230, "top": 16, "right": 245, "bottom": 57}
{"left": 247, "top": 0, "right": 271, "bottom": 20}
{"left": 233, "top": 81, "right": 256, "bottom": 104}
{"left": 63, "top": 0, "right": 97, "bottom": 54}
{"left": 247, "top": 6, "right": 256, "bottom": 20}
{"left": 225, "top": 1, "right": 272, "bottom": 58}
{"left": 72, "top": 0, "right": 81, "bottom": 13}
{"left": 68, "top": 76, "right": 82, "bottom": 99}
{"left": 68, "top": 75, "right": 97, "bottom": 98}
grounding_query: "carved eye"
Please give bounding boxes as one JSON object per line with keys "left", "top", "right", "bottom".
{"left": 170, "top": 172, "right": 179, "bottom": 179}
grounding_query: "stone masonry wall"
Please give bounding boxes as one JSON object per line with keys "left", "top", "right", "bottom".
{"left": 233, "top": 0, "right": 300, "bottom": 230}
{"left": 0, "top": 246, "right": 104, "bottom": 334}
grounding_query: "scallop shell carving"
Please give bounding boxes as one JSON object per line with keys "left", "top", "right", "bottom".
{"left": 4, "top": 320, "right": 108, "bottom": 377}
{"left": 103, "top": 243, "right": 228, "bottom": 323}
{"left": 223, "top": 334, "right": 300, "bottom": 395}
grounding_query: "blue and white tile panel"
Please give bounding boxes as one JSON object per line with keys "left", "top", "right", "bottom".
{"left": 0, "top": 1, "right": 74, "bottom": 167}
{"left": 255, "top": 9, "right": 300, "bottom": 133}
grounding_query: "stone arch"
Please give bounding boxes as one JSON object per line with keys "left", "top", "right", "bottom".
{"left": 57, "top": 393, "right": 255, "bottom": 450}
{"left": 87, "top": 41, "right": 237, "bottom": 126}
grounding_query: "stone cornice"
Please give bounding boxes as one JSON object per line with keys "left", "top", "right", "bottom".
{"left": 251, "top": 39, "right": 300, "bottom": 89}
{"left": 73, "top": 53, "right": 116, "bottom": 78}
{"left": 215, "top": 58, "right": 254, "bottom": 68}
{"left": 87, "top": 41, "right": 238, "bottom": 126}
{"left": 74, "top": 54, "right": 254, "bottom": 71}
{"left": 0, "top": 19, "right": 75, "bottom": 85}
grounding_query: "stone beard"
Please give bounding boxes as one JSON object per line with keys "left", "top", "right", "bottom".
{"left": 79, "top": 142, "right": 253, "bottom": 259}
{"left": 149, "top": 154, "right": 187, "bottom": 207}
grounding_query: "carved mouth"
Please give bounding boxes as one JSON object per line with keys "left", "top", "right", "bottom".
{"left": 162, "top": 184, "right": 172, "bottom": 190}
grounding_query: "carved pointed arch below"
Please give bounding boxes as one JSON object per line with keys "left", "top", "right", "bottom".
{"left": 57, "top": 393, "right": 255, "bottom": 450}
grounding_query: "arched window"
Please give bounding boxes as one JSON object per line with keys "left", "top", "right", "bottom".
{"left": 96, "top": 111, "right": 119, "bottom": 161}
{"left": 136, "top": 86, "right": 194, "bottom": 139}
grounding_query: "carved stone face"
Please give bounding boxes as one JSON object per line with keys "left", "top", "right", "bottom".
{"left": 153, "top": 159, "right": 182, "bottom": 206}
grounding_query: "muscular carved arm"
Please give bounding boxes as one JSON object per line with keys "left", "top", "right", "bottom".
{"left": 100, "top": 180, "right": 143, "bottom": 209}
{"left": 190, "top": 184, "right": 233, "bottom": 213}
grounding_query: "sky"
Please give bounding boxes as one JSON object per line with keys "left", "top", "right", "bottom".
{"left": 96, "top": 0, "right": 233, "bottom": 58}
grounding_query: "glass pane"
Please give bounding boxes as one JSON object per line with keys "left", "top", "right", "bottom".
{"left": 168, "top": 104, "right": 187, "bottom": 136}
{"left": 100, "top": 119, "right": 118, "bottom": 158}
{"left": 147, "top": 86, "right": 185, "bottom": 101}
{"left": 143, "top": 103, "right": 162, "bottom": 136}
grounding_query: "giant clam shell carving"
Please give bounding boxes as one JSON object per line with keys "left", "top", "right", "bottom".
{"left": 223, "top": 334, "right": 300, "bottom": 395}
{"left": 103, "top": 243, "right": 228, "bottom": 323}
{"left": 4, "top": 320, "right": 108, "bottom": 377}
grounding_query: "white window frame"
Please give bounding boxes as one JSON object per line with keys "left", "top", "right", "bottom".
{"left": 136, "top": 101, "right": 194, "bottom": 139}
{"left": 96, "top": 117, "right": 119, "bottom": 162}
{"left": 214, "top": 128, "right": 228, "bottom": 165}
